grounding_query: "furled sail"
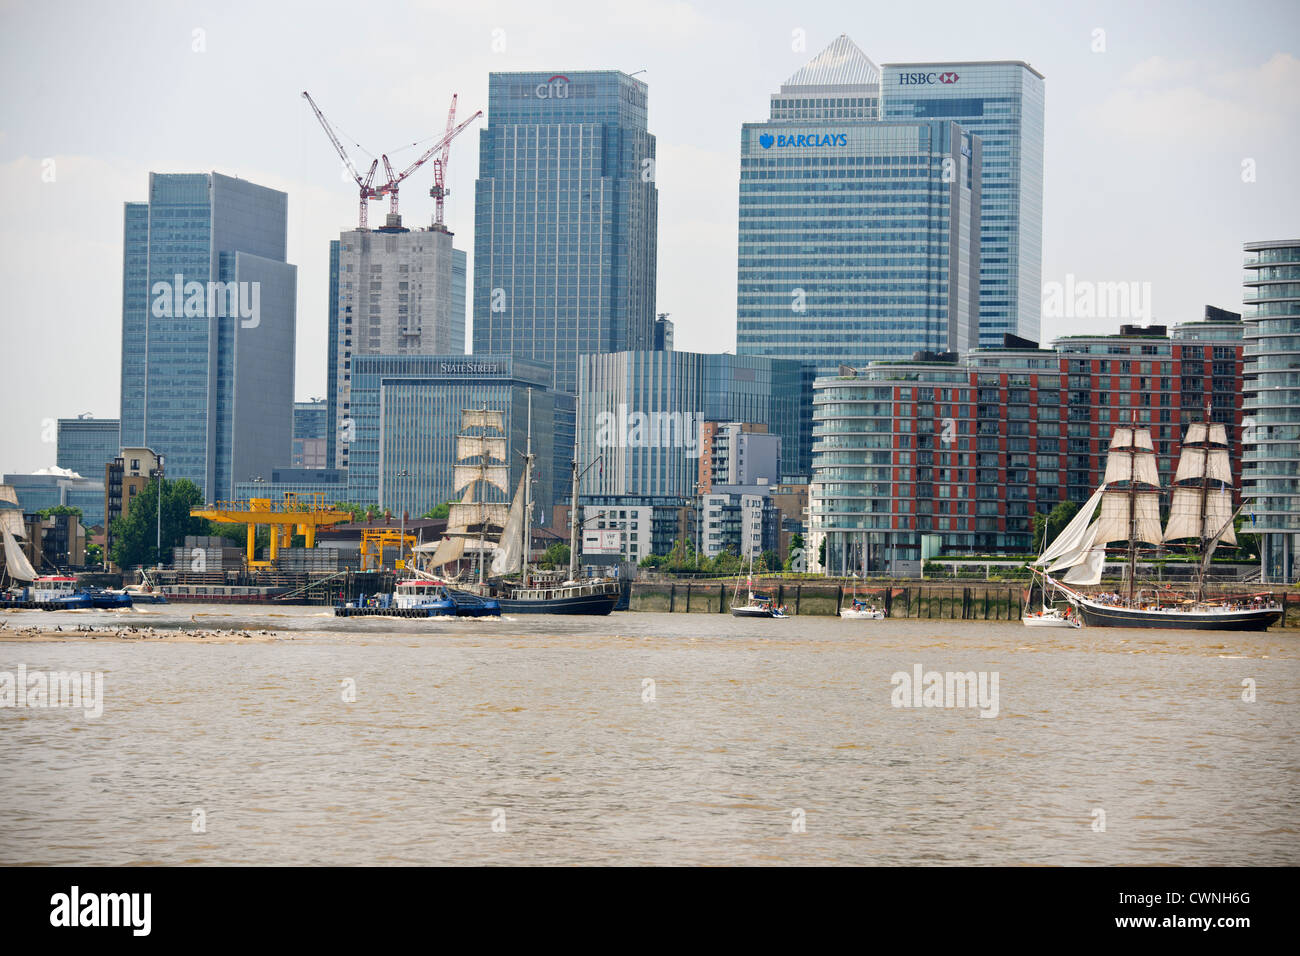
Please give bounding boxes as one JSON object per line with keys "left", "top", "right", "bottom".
{"left": 2, "top": 526, "right": 37, "bottom": 582}
{"left": 1095, "top": 490, "right": 1163, "bottom": 545}
{"left": 1035, "top": 485, "right": 1105, "bottom": 567}
{"left": 452, "top": 463, "right": 511, "bottom": 496}
{"left": 456, "top": 436, "right": 507, "bottom": 463}
{"left": 490, "top": 472, "right": 528, "bottom": 575}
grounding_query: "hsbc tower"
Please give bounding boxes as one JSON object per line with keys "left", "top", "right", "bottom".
{"left": 882, "top": 61, "right": 1046, "bottom": 347}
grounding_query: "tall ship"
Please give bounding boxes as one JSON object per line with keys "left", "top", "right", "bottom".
{"left": 1039, "top": 419, "right": 1281, "bottom": 630}
{"left": 417, "top": 397, "right": 620, "bottom": 615}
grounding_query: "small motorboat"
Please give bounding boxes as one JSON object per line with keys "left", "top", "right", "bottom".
{"left": 1022, "top": 607, "right": 1080, "bottom": 628}
{"left": 841, "top": 603, "right": 885, "bottom": 620}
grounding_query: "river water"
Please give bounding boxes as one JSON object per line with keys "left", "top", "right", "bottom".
{"left": 2, "top": 604, "right": 1296, "bottom": 866}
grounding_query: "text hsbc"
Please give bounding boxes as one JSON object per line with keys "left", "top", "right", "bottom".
{"left": 897, "top": 72, "right": 959, "bottom": 85}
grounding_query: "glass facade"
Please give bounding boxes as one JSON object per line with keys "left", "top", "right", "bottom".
{"left": 119, "top": 172, "right": 296, "bottom": 502}
{"left": 473, "top": 71, "right": 658, "bottom": 396}
{"left": 1242, "top": 240, "right": 1300, "bottom": 583}
{"left": 56, "top": 418, "right": 120, "bottom": 481}
{"left": 577, "top": 350, "right": 804, "bottom": 499}
{"left": 346, "top": 355, "right": 574, "bottom": 518}
{"left": 882, "top": 61, "right": 1045, "bottom": 346}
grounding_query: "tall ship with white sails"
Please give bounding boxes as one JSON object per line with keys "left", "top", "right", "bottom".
{"left": 416, "top": 397, "right": 620, "bottom": 615}
{"left": 1038, "top": 419, "right": 1281, "bottom": 630}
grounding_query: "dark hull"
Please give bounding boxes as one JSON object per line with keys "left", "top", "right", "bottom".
{"left": 731, "top": 607, "right": 785, "bottom": 618}
{"left": 1077, "top": 602, "right": 1281, "bottom": 631}
{"left": 497, "top": 592, "right": 618, "bottom": 615}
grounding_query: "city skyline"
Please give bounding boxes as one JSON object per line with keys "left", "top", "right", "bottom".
{"left": 1, "top": 0, "right": 1298, "bottom": 475}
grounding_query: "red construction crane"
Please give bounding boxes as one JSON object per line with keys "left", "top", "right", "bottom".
{"left": 376, "top": 96, "right": 482, "bottom": 226}
{"left": 301, "top": 91, "right": 382, "bottom": 229}
{"left": 430, "top": 94, "right": 461, "bottom": 229}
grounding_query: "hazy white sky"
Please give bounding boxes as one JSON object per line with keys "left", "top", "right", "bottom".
{"left": 1, "top": 0, "right": 1297, "bottom": 474}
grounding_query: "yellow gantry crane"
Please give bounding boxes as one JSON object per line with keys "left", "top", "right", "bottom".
{"left": 190, "top": 493, "right": 354, "bottom": 568}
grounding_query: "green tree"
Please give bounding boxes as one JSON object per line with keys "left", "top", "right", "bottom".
{"left": 783, "top": 533, "right": 805, "bottom": 572}
{"left": 38, "top": 505, "right": 84, "bottom": 519}
{"left": 759, "top": 549, "right": 779, "bottom": 574}
{"left": 109, "top": 478, "right": 208, "bottom": 569}
{"left": 1032, "top": 500, "right": 1080, "bottom": 552}
{"left": 332, "top": 502, "right": 370, "bottom": 522}
{"left": 1234, "top": 516, "right": 1260, "bottom": 561}
{"left": 818, "top": 536, "right": 827, "bottom": 567}
{"left": 540, "top": 542, "right": 570, "bottom": 568}
{"left": 421, "top": 501, "right": 453, "bottom": 520}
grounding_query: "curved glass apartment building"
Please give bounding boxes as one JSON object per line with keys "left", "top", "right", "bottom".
{"left": 1242, "top": 239, "right": 1300, "bottom": 583}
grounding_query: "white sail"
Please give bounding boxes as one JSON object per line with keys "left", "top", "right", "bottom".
{"left": 462, "top": 409, "right": 505, "bottom": 431}
{"left": 1173, "top": 447, "right": 1206, "bottom": 483}
{"left": 452, "top": 463, "right": 511, "bottom": 496}
{"left": 1134, "top": 428, "right": 1154, "bottom": 451}
{"left": 424, "top": 535, "right": 466, "bottom": 568}
{"left": 1183, "top": 423, "right": 1207, "bottom": 445}
{"left": 1048, "top": 520, "right": 1100, "bottom": 572}
{"left": 456, "top": 436, "right": 507, "bottom": 463}
{"left": 1035, "top": 486, "right": 1105, "bottom": 566}
{"left": 1062, "top": 546, "right": 1106, "bottom": 585}
{"left": 1108, "top": 427, "right": 1133, "bottom": 449}
{"left": 1096, "top": 490, "right": 1163, "bottom": 545}
{"left": 491, "top": 472, "right": 528, "bottom": 575}
{"left": 1163, "top": 487, "right": 1204, "bottom": 542}
{"left": 448, "top": 502, "right": 509, "bottom": 530}
{"left": 1207, "top": 448, "right": 1231, "bottom": 483}
{"left": 1104, "top": 451, "right": 1159, "bottom": 486}
{"left": 1207, "top": 487, "right": 1236, "bottom": 545}
{"left": 2, "top": 525, "right": 37, "bottom": 582}
{"left": 1207, "top": 423, "right": 1228, "bottom": 446}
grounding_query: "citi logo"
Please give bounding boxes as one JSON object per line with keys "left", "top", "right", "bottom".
{"left": 534, "top": 75, "right": 570, "bottom": 98}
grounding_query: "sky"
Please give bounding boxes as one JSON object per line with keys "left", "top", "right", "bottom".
{"left": 1, "top": 0, "right": 1297, "bottom": 475}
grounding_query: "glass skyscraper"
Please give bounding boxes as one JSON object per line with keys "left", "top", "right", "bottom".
{"left": 345, "top": 355, "right": 574, "bottom": 519}
{"left": 120, "top": 172, "right": 297, "bottom": 501}
{"left": 56, "top": 417, "right": 120, "bottom": 481}
{"left": 577, "top": 350, "right": 804, "bottom": 498}
{"left": 1242, "top": 239, "right": 1300, "bottom": 583}
{"left": 882, "top": 60, "right": 1045, "bottom": 346}
{"left": 473, "top": 71, "right": 658, "bottom": 395}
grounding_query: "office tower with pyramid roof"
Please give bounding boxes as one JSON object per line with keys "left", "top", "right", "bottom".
{"left": 736, "top": 35, "right": 984, "bottom": 475}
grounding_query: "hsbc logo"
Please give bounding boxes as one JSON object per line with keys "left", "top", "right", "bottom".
{"left": 897, "top": 71, "right": 960, "bottom": 85}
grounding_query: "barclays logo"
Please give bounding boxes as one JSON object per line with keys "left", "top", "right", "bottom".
{"left": 760, "top": 132, "right": 848, "bottom": 149}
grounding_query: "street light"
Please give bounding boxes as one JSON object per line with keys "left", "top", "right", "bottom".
{"left": 396, "top": 470, "right": 409, "bottom": 569}
{"left": 154, "top": 455, "right": 165, "bottom": 572}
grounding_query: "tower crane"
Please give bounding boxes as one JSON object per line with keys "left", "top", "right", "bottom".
{"left": 376, "top": 97, "right": 482, "bottom": 226}
{"left": 430, "top": 94, "right": 462, "bottom": 229}
{"left": 301, "top": 91, "right": 382, "bottom": 230}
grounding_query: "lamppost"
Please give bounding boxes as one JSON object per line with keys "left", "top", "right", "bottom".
{"left": 396, "top": 470, "right": 409, "bottom": 568}
{"left": 154, "top": 455, "right": 165, "bottom": 571}
{"left": 695, "top": 481, "right": 705, "bottom": 571}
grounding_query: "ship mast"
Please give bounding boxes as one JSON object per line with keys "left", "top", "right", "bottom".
{"left": 478, "top": 403, "right": 487, "bottom": 586}
{"left": 1196, "top": 405, "right": 1212, "bottom": 602}
{"left": 521, "top": 389, "right": 532, "bottom": 589}
{"left": 1127, "top": 413, "right": 1139, "bottom": 607}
